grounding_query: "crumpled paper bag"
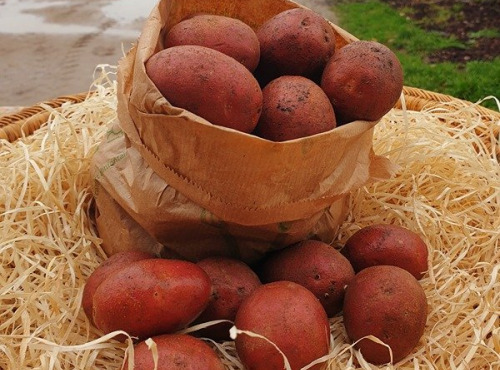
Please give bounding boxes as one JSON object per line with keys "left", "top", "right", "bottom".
{"left": 93, "top": 124, "right": 352, "bottom": 263}
{"left": 91, "top": 0, "right": 396, "bottom": 263}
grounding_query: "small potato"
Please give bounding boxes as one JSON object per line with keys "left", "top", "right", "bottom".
{"left": 343, "top": 265, "right": 428, "bottom": 365}
{"left": 93, "top": 259, "right": 211, "bottom": 341}
{"left": 194, "top": 257, "right": 262, "bottom": 341}
{"left": 234, "top": 281, "right": 330, "bottom": 370}
{"left": 259, "top": 240, "right": 354, "bottom": 317}
{"left": 146, "top": 45, "right": 263, "bottom": 133}
{"left": 164, "top": 14, "right": 260, "bottom": 72}
{"left": 255, "top": 76, "right": 336, "bottom": 141}
{"left": 129, "top": 333, "right": 225, "bottom": 370}
{"left": 321, "top": 40, "right": 403, "bottom": 124}
{"left": 82, "top": 251, "right": 155, "bottom": 325}
{"left": 256, "top": 8, "right": 336, "bottom": 83}
{"left": 342, "top": 224, "right": 428, "bottom": 280}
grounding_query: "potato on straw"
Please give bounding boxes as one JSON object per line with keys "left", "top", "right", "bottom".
{"left": 0, "top": 66, "right": 499, "bottom": 369}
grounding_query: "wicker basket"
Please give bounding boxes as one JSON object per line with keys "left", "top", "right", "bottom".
{"left": 0, "top": 93, "right": 89, "bottom": 142}
{"left": 1, "top": 87, "right": 498, "bottom": 148}
{"left": 1, "top": 85, "right": 498, "bottom": 369}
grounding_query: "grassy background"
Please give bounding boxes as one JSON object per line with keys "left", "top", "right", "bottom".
{"left": 333, "top": 0, "right": 499, "bottom": 111}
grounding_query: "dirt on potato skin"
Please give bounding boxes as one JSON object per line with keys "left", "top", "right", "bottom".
{"left": 382, "top": 0, "right": 500, "bottom": 63}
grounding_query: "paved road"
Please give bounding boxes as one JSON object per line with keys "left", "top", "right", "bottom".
{"left": 295, "top": 0, "right": 337, "bottom": 23}
{"left": 0, "top": 0, "right": 337, "bottom": 106}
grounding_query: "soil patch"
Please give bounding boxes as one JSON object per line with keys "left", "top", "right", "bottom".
{"left": 382, "top": 0, "right": 499, "bottom": 63}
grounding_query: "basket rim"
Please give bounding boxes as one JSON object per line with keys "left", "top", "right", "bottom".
{"left": 0, "top": 92, "right": 90, "bottom": 142}
{"left": 0, "top": 87, "right": 498, "bottom": 143}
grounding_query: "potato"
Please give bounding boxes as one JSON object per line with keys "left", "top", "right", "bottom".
{"left": 342, "top": 224, "right": 428, "bottom": 280}
{"left": 193, "top": 257, "right": 262, "bottom": 341}
{"left": 321, "top": 40, "right": 403, "bottom": 124}
{"left": 343, "top": 265, "right": 428, "bottom": 365}
{"left": 259, "top": 240, "right": 354, "bottom": 317}
{"left": 92, "top": 259, "right": 211, "bottom": 341}
{"left": 255, "top": 8, "right": 336, "bottom": 84}
{"left": 234, "top": 281, "right": 330, "bottom": 370}
{"left": 164, "top": 14, "right": 260, "bottom": 72}
{"left": 128, "top": 333, "right": 225, "bottom": 370}
{"left": 145, "top": 45, "right": 263, "bottom": 133}
{"left": 254, "top": 76, "right": 336, "bottom": 141}
{"left": 82, "top": 251, "right": 155, "bottom": 325}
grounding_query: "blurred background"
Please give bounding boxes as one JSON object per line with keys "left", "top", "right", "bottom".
{"left": 0, "top": 0, "right": 498, "bottom": 110}
{"left": 333, "top": 0, "right": 499, "bottom": 111}
{"left": 0, "top": 0, "right": 157, "bottom": 107}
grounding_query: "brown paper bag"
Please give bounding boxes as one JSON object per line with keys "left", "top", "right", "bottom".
{"left": 92, "top": 124, "right": 350, "bottom": 263}
{"left": 116, "top": 0, "right": 395, "bottom": 226}
{"left": 92, "top": 0, "right": 396, "bottom": 262}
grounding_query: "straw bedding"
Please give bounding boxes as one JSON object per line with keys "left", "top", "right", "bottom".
{"left": 0, "top": 66, "right": 498, "bottom": 369}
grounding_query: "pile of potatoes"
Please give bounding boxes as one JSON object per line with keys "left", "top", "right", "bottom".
{"left": 84, "top": 223, "right": 429, "bottom": 368}
{"left": 94, "top": 7, "right": 421, "bottom": 368}
{"left": 145, "top": 7, "right": 404, "bottom": 142}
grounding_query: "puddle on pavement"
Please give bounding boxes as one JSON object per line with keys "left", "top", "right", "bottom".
{"left": 0, "top": 0, "right": 157, "bottom": 35}
{"left": 101, "top": 0, "right": 158, "bottom": 24}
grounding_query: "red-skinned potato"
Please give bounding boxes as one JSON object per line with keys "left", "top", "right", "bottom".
{"left": 234, "top": 281, "right": 330, "bottom": 370}
{"left": 128, "top": 333, "right": 225, "bottom": 370}
{"left": 254, "top": 75, "right": 336, "bottom": 141}
{"left": 321, "top": 40, "right": 403, "bottom": 124}
{"left": 193, "top": 257, "right": 262, "bottom": 341}
{"left": 145, "top": 45, "right": 263, "bottom": 133}
{"left": 259, "top": 240, "right": 354, "bottom": 317}
{"left": 342, "top": 224, "right": 429, "bottom": 280}
{"left": 82, "top": 251, "right": 156, "bottom": 325}
{"left": 255, "top": 8, "right": 336, "bottom": 84}
{"left": 92, "top": 259, "right": 211, "bottom": 341}
{"left": 164, "top": 14, "right": 260, "bottom": 72}
{"left": 343, "top": 265, "right": 428, "bottom": 365}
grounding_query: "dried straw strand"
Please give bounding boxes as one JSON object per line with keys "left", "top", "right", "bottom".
{"left": 0, "top": 66, "right": 498, "bottom": 369}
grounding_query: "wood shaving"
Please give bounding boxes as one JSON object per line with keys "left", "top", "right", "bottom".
{"left": 0, "top": 66, "right": 498, "bottom": 369}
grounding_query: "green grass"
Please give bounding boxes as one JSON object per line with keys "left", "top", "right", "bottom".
{"left": 469, "top": 29, "right": 500, "bottom": 39}
{"left": 333, "top": 0, "right": 499, "bottom": 111}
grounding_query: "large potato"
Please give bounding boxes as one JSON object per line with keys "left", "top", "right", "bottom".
{"left": 343, "top": 265, "right": 428, "bottom": 365}
{"left": 82, "top": 251, "right": 156, "bottom": 325}
{"left": 259, "top": 239, "right": 354, "bottom": 317}
{"left": 234, "top": 281, "right": 330, "bottom": 370}
{"left": 164, "top": 14, "right": 260, "bottom": 72}
{"left": 128, "top": 334, "right": 225, "bottom": 370}
{"left": 321, "top": 40, "right": 403, "bottom": 124}
{"left": 194, "top": 257, "right": 262, "bottom": 341}
{"left": 255, "top": 8, "right": 336, "bottom": 84}
{"left": 342, "top": 224, "right": 429, "bottom": 280}
{"left": 92, "top": 259, "right": 211, "bottom": 341}
{"left": 145, "top": 45, "right": 263, "bottom": 133}
{"left": 254, "top": 75, "right": 336, "bottom": 141}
